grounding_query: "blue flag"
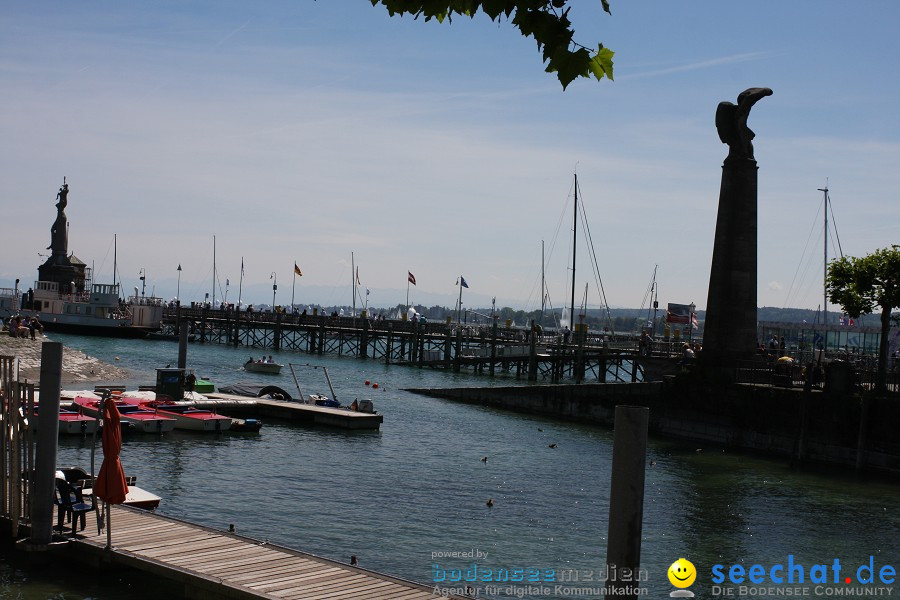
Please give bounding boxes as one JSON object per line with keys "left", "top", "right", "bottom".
{"left": 460, "top": 276, "right": 469, "bottom": 288}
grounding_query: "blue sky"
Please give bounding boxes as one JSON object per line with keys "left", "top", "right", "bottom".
{"left": 2, "top": 1, "right": 898, "bottom": 314}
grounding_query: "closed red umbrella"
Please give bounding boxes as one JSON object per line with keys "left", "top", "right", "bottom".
{"left": 94, "top": 398, "right": 128, "bottom": 547}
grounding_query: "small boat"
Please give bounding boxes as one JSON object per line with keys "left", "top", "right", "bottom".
{"left": 230, "top": 417, "right": 262, "bottom": 432}
{"left": 73, "top": 396, "right": 177, "bottom": 433}
{"left": 122, "top": 397, "right": 233, "bottom": 432}
{"left": 30, "top": 406, "right": 98, "bottom": 435}
{"left": 244, "top": 360, "right": 283, "bottom": 374}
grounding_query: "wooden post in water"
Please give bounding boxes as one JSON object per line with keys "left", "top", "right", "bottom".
{"left": 528, "top": 321, "right": 538, "bottom": 381}
{"left": 273, "top": 311, "right": 282, "bottom": 351}
{"left": 454, "top": 328, "right": 463, "bottom": 373}
{"left": 489, "top": 321, "right": 498, "bottom": 377}
{"left": 178, "top": 322, "right": 189, "bottom": 369}
{"left": 31, "top": 342, "right": 63, "bottom": 545}
{"left": 199, "top": 305, "right": 208, "bottom": 343}
{"left": 605, "top": 405, "right": 649, "bottom": 600}
{"left": 317, "top": 322, "right": 325, "bottom": 354}
{"left": 385, "top": 324, "right": 393, "bottom": 365}
{"left": 360, "top": 318, "right": 369, "bottom": 359}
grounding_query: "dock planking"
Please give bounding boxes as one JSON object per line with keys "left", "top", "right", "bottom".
{"left": 59, "top": 505, "right": 466, "bottom": 599}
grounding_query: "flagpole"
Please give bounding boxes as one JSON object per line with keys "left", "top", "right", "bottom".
{"left": 351, "top": 252, "right": 356, "bottom": 317}
{"left": 237, "top": 257, "right": 244, "bottom": 310}
{"left": 406, "top": 278, "right": 410, "bottom": 313}
{"left": 291, "top": 260, "right": 297, "bottom": 310}
{"left": 457, "top": 276, "right": 463, "bottom": 323}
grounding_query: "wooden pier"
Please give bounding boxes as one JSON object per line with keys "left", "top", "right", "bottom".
{"left": 163, "top": 306, "right": 655, "bottom": 383}
{"left": 203, "top": 395, "right": 383, "bottom": 430}
{"left": 53, "top": 505, "right": 461, "bottom": 599}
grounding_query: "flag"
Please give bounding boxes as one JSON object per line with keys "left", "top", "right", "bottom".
{"left": 460, "top": 276, "right": 469, "bottom": 288}
{"left": 691, "top": 312, "right": 699, "bottom": 330}
{"left": 294, "top": 262, "right": 303, "bottom": 276}
{"left": 366, "top": 288, "right": 370, "bottom": 296}
{"left": 408, "top": 271, "right": 416, "bottom": 286}
{"left": 666, "top": 303, "right": 692, "bottom": 325}
{"left": 356, "top": 267, "right": 360, "bottom": 285}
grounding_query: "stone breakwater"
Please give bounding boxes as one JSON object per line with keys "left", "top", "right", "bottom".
{"left": 0, "top": 334, "right": 129, "bottom": 386}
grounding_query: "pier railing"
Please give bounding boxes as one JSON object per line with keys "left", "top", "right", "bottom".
{"left": 0, "top": 356, "right": 35, "bottom": 539}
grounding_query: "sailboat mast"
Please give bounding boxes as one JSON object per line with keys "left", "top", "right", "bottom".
{"left": 113, "top": 234, "right": 117, "bottom": 290}
{"left": 570, "top": 173, "right": 578, "bottom": 330}
{"left": 540, "top": 240, "right": 545, "bottom": 327}
{"left": 824, "top": 188, "right": 828, "bottom": 325}
{"left": 351, "top": 252, "right": 356, "bottom": 317}
{"left": 212, "top": 235, "right": 216, "bottom": 308}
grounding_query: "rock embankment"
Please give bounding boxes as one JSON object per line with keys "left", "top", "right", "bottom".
{"left": 0, "top": 334, "right": 128, "bottom": 387}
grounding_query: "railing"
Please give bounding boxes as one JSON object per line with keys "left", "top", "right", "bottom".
{"left": 0, "top": 357, "right": 35, "bottom": 538}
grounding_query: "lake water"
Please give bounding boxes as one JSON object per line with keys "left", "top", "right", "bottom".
{"left": 6, "top": 333, "right": 900, "bottom": 599}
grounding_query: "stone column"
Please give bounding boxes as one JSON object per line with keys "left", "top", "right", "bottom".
{"left": 703, "top": 87, "right": 772, "bottom": 368}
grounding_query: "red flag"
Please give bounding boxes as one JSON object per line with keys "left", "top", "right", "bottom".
{"left": 294, "top": 263, "right": 302, "bottom": 276}
{"left": 408, "top": 271, "right": 416, "bottom": 285}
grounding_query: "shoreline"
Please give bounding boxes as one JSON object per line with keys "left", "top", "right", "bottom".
{"left": 0, "top": 334, "right": 130, "bottom": 387}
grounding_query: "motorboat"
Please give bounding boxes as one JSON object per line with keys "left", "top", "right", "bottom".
{"left": 243, "top": 359, "right": 283, "bottom": 374}
{"left": 73, "top": 396, "right": 176, "bottom": 433}
{"left": 29, "top": 406, "right": 98, "bottom": 435}
{"left": 121, "top": 397, "right": 232, "bottom": 432}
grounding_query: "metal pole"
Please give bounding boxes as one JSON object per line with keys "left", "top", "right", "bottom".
{"left": 570, "top": 173, "right": 578, "bottom": 333}
{"left": 176, "top": 264, "right": 182, "bottom": 302}
{"left": 605, "top": 405, "right": 649, "bottom": 600}
{"left": 819, "top": 185, "right": 828, "bottom": 327}
{"left": 31, "top": 342, "right": 63, "bottom": 545}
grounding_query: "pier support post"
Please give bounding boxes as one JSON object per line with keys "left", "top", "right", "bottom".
{"left": 199, "top": 305, "right": 208, "bottom": 344}
{"left": 489, "top": 321, "right": 497, "bottom": 377}
{"left": 386, "top": 325, "right": 393, "bottom": 365}
{"left": 273, "top": 312, "right": 282, "bottom": 351}
{"left": 528, "top": 321, "right": 538, "bottom": 381}
{"left": 31, "top": 342, "right": 63, "bottom": 545}
{"left": 454, "top": 328, "right": 462, "bottom": 373}
{"left": 360, "top": 317, "right": 369, "bottom": 359}
{"left": 605, "top": 405, "right": 649, "bottom": 600}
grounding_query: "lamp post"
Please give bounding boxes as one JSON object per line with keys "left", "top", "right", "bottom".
{"left": 270, "top": 272, "right": 277, "bottom": 312}
{"left": 176, "top": 264, "right": 182, "bottom": 304}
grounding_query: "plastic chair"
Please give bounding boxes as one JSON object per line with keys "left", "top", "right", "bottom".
{"left": 55, "top": 478, "right": 94, "bottom": 537}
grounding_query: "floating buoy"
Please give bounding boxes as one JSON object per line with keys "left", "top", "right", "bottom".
{"left": 114, "top": 357, "right": 120, "bottom": 361}
{"left": 365, "top": 380, "right": 371, "bottom": 386}
{"left": 372, "top": 383, "right": 379, "bottom": 389}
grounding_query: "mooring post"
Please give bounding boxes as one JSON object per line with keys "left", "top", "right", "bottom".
{"left": 855, "top": 394, "right": 871, "bottom": 472}
{"left": 31, "top": 342, "right": 63, "bottom": 545}
{"left": 605, "top": 405, "right": 649, "bottom": 600}
{"left": 177, "top": 322, "right": 189, "bottom": 369}
{"left": 489, "top": 321, "right": 498, "bottom": 377}
{"left": 360, "top": 317, "right": 369, "bottom": 359}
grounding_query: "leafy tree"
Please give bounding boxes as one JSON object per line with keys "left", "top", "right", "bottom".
{"left": 827, "top": 246, "right": 900, "bottom": 393}
{"left": 370, "top": 0, "right": 614, "bottom": 89}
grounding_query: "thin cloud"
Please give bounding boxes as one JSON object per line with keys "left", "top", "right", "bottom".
{"left": 622, "top": 52, "right": 770, "bottom": 80}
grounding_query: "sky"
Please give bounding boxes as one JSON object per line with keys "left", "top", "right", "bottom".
{"left": 2, "top": 1, "right": 898, "bottom": 314}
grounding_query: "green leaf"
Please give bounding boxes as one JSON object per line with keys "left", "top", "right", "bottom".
{"left": 588, "top": 45, "right": 614, "bottom": 81}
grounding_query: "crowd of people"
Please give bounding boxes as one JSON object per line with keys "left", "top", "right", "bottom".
{"left": 3, "top": 314, "right": 43, "bottom": 340}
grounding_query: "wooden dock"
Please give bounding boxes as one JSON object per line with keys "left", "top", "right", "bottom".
{"left": 203, "top": 394, "right": 383, "bottom": 430}
{"left": 57, "top": 505, "right": 462, "bottom": 599}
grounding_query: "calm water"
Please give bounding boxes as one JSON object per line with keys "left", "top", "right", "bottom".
{"left": 7, "top": 333, "right": 900, "bottom": 599}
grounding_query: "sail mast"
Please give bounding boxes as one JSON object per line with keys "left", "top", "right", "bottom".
{"left": 351, "top": 251, "right": 356, "bottom": 317}
{"left": 570, "top": 172, "right": 577, "bottom": 330}
{"left": 540, "top": 239, "right": 545, "bottom": 327}
{"left": 212, "top": 235, "right": 217, "bottom": 308}
{"left": 824, "top": 187, "right": 827, "bottom": 325}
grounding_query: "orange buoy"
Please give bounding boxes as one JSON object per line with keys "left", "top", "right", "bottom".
{"left": 365, "top": 380, "right": 371, "bottom": 386}
{"left": 372, "top": 383, "right": 379, "bottom": 389}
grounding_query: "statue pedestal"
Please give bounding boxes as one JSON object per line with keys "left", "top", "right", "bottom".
{"left": 703, "top": 157, "right": 759, "bottom": 367}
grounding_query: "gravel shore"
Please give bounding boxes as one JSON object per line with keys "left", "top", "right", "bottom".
{"left": 0, "top": 333, "right": 129, "bottom": 387}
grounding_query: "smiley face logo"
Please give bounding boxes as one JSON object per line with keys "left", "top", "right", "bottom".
{"left": 668, "top": 558, "right": 696, "bottom": 588}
